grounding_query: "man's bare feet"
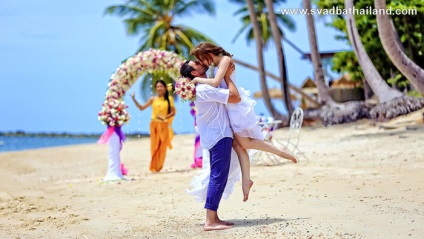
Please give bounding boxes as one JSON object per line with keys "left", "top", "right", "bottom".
{"left": 242, "top": 180, "right": 254, "bottom": 202}
{"left": 218, "top": 219, "right": 234, "bottom": 226}
{"left": 215, "top": 214, "right": 234, "bottom": 226}
{"left": 204, "top": 222, "right": 232, "bottom": 231}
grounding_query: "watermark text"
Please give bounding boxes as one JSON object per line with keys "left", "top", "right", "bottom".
{"left": 280, "top": 6, "right": 417, "bottom": 16}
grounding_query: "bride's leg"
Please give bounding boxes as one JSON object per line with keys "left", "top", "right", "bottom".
{"left": 234, "top": 134, "right": 297, "bottom": 163}
{"left": 232, "top": 138, "right": 254, "bottom": 202}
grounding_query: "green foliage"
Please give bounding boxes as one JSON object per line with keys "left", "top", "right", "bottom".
{"left": 229, "top": 0, "right": 296, "bottom": 47}
{"left": 406, "top": 90, "right": 423, "bottom": 97}
{"left": 315, "top": 0, "right": 424, "bottom": 90}
{"left": 105, "top": 0, "right": 216, "bottom": 100}
{"left": 105, "top": 0, "right": 215, "bottom": 58}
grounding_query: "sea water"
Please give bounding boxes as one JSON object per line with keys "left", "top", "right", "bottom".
{"left": 0, "top": 136, "right": 99, "bottom": 153}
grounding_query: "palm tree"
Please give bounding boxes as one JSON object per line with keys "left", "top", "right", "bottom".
{"left": 105, "top": 0, "right": 215, "bottom": 99}
{"left": 345, "top": 0, "right": 424, "bottom": 121}
{"left": 233, "top": 0, "right": 296, "bottom": 122}
{"left": 245, "top": 0, "right": 285, "bottom": 121}
{"left": 230, "top": 0, "right": 295, "bottom": 47}
{"left": 304, "top": 0, "right": 369, "bottom": 125}
{"left": 105, "top": 0, "right": 215, "bottom": 57}
{"left": 303, "top": 0, "right": 334, "bottom": 105}
{"left": 264, "top": 0, "right": 294, "bottom": 117}
{"left": 374, "top": 0, "right": 424, "bottom": 94}
{"left": 344, "top": 0, "right": 403, "bottom": 103}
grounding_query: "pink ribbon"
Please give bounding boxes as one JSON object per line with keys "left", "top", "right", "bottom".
{"left": 97, "top": 126, "right": 126, "bottom": 149}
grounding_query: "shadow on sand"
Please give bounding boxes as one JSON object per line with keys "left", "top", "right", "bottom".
{"left": 198, "top": 217, "right": 310, "bottom": 228}
{"left": 159, "top": 168, "right": 193, "bottom": 174}
{"left": 231, "top": 217, "right": 310, "bottom": 228}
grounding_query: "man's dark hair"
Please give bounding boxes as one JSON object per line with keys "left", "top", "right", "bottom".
{"left": 180, "top": 60, "right": 195, "bottom": 80}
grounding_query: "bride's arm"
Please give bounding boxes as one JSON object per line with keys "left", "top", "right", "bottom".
{"left": 193, "top": 56, "right": 232, "bottom": 87}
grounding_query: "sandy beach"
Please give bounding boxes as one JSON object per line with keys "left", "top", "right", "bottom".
{"left": 1, "top": 110, "right": 423, "bottom": 239}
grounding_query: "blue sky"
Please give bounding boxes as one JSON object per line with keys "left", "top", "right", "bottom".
{"left": 0, "top": 0, "right": 350, "bottom": 135}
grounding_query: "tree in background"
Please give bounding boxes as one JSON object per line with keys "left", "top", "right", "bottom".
{"left": 231, "top": 0, "right": 296, "bottom": 122}
{"left": 265, "top": 0, "right": 294, "bottom": 117}
{"left": 305, "top": 0, "right": 368, "bottom": 125}
{"left": 230, "top": 0, "right": 296, "bottom": 47}
{"left": 304, "top": 0, "right": 334, "bottom": 106}
{"left": 375, "top": 0, "right": 424, "bottom": 94}
{"left": 245, "top": 0, "right": 282, "bottom": 120}
{"left": 343, "top": 0, "right": 424, "bottom": 122}
{"left": 316, "top": 0, "right": 424, "bottom": 94}
{"left": 344, "top": 0, "right": 403, "bottom": 104}
{"left": 105, "top": 0, "right": 216, "bottom": 99}
{"left": 314, "top": 0, "right": 424, "bottom": 122}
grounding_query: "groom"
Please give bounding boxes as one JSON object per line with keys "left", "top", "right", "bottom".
{"left": 180, "top": 60, "right": 239, "bottom": 231}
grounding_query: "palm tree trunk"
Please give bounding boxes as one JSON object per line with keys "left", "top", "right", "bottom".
{"left": 302, "top": 0, "right": 373, "bottom": 125}
{"left": 264, "top": 0, "right": 294, "bottom": 117}
{"left": 344, "top": 0, "right": 403, "bottom": 103}
{"left": 375, "top": 0, "right": 424, "bottom": 94}
{"left": 246, "top": 0, "right": 285, "bottom": 121}
{"left": 303, "top": 0, "right": 335, "bottom": 105}
{"left": 342, "top": 0, "right": 424, "bottom": 121}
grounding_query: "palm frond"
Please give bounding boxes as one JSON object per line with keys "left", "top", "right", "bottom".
{"left": 232, "top": 21, "right": 250, "bottom": 43}
{"left": 104, "top": 5, "right": 155, "bottom": 17}
{"left": 228, "top": 0, "right": 246, "bottom": 5}
{"left": 125, "top": 18, "right": 153, "bottom": 35}
{"left": 174, "top": 0, "right": 215, "bottom": 17}
{"left": 246, "top": 28, "right": 254, "bottom": 46}
{"left": 276, "top": 14, "right": 296, "bottom": 31}
{"left": 160, "top": 33, "right": 167, "bottom": 49}
{"left": 147, "top": 21, "right": 166, "bottom": 47}
{"left": 174, "top": 29, "right": 195, "bottom": 49}
{"left": 232, "top": 6, "right": 248, "bottom": 16}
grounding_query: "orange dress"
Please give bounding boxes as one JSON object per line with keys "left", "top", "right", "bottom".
{"left": 149, "top": 96, "right": 175, "bottom": 172}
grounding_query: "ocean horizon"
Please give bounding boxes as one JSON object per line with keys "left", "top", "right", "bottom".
{"left": 0, "top": 130, "right": 195, "bottom": 153}
{"left": 0, "top": 135, "right": 100, "bottom": 153}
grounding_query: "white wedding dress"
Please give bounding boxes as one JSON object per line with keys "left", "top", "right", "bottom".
{"left": 186, "top": 70, "right": 263, "bottom": 202}
{"left": 187, "top": 148, "right": 241, "bottom": 202}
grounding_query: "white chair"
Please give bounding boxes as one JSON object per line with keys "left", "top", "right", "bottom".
{"left": 283, "top": 108, "right": 309, "bottom": 161}
{"left": 250, "top": 119, "right": 286, "bottom": 166}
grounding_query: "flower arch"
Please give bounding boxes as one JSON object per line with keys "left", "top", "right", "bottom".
{"left": 98, "top": 49, "right": 185, "bottom": 127}
{"left": 97, "top": 49, "right": 185, "bottom": 181}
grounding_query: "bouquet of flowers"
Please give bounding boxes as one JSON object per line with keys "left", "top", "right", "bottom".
{"left": 98, "top": 99, "right": 131, "bottom": 127}
{"left": 175, "top": 77, "right": 196, "bottom": 102}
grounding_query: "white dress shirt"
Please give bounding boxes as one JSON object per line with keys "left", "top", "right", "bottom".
{"left": 194, "top": 84, "right": 233, "bottom": 149}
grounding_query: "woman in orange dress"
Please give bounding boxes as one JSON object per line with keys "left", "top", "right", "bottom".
{"left": 131, "top": 80, "right": 175, "bottom": 172}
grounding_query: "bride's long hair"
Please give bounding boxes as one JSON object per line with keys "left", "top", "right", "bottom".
{"left": 190, "top": 42, "right": 232, "bottom": 65}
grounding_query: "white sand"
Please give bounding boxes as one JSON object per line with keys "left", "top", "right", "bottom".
{"left": 1, "top": 110, "right": 423, "bottom": 238}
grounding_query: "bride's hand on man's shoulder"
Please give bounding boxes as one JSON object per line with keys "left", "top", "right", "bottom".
{"left": 228, "top": 60, "right": 235, "bottom": 73}
{"left": 224, "top": 67, "right": 233, "bottom": 80}
{"left": 192, "top": 77, "right": 198, "bottom": 83}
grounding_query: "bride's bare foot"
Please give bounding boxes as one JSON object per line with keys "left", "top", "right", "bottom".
{"left": 242, "top": 180, "right": 254, "bottom": 202}
{"left": 279, "top": 148, "right": 297, "bottom": 163}
{"left": 204, "top": 222, "right": 232, "bottom": 231}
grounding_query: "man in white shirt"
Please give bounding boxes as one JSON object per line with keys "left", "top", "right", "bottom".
{"left": 180, "top": 60, "right": 240, "bottom": 231}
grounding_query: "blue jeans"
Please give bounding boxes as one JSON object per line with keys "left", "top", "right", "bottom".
{"left": 204, "top": 137, "right": 233, "bottom": 211}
